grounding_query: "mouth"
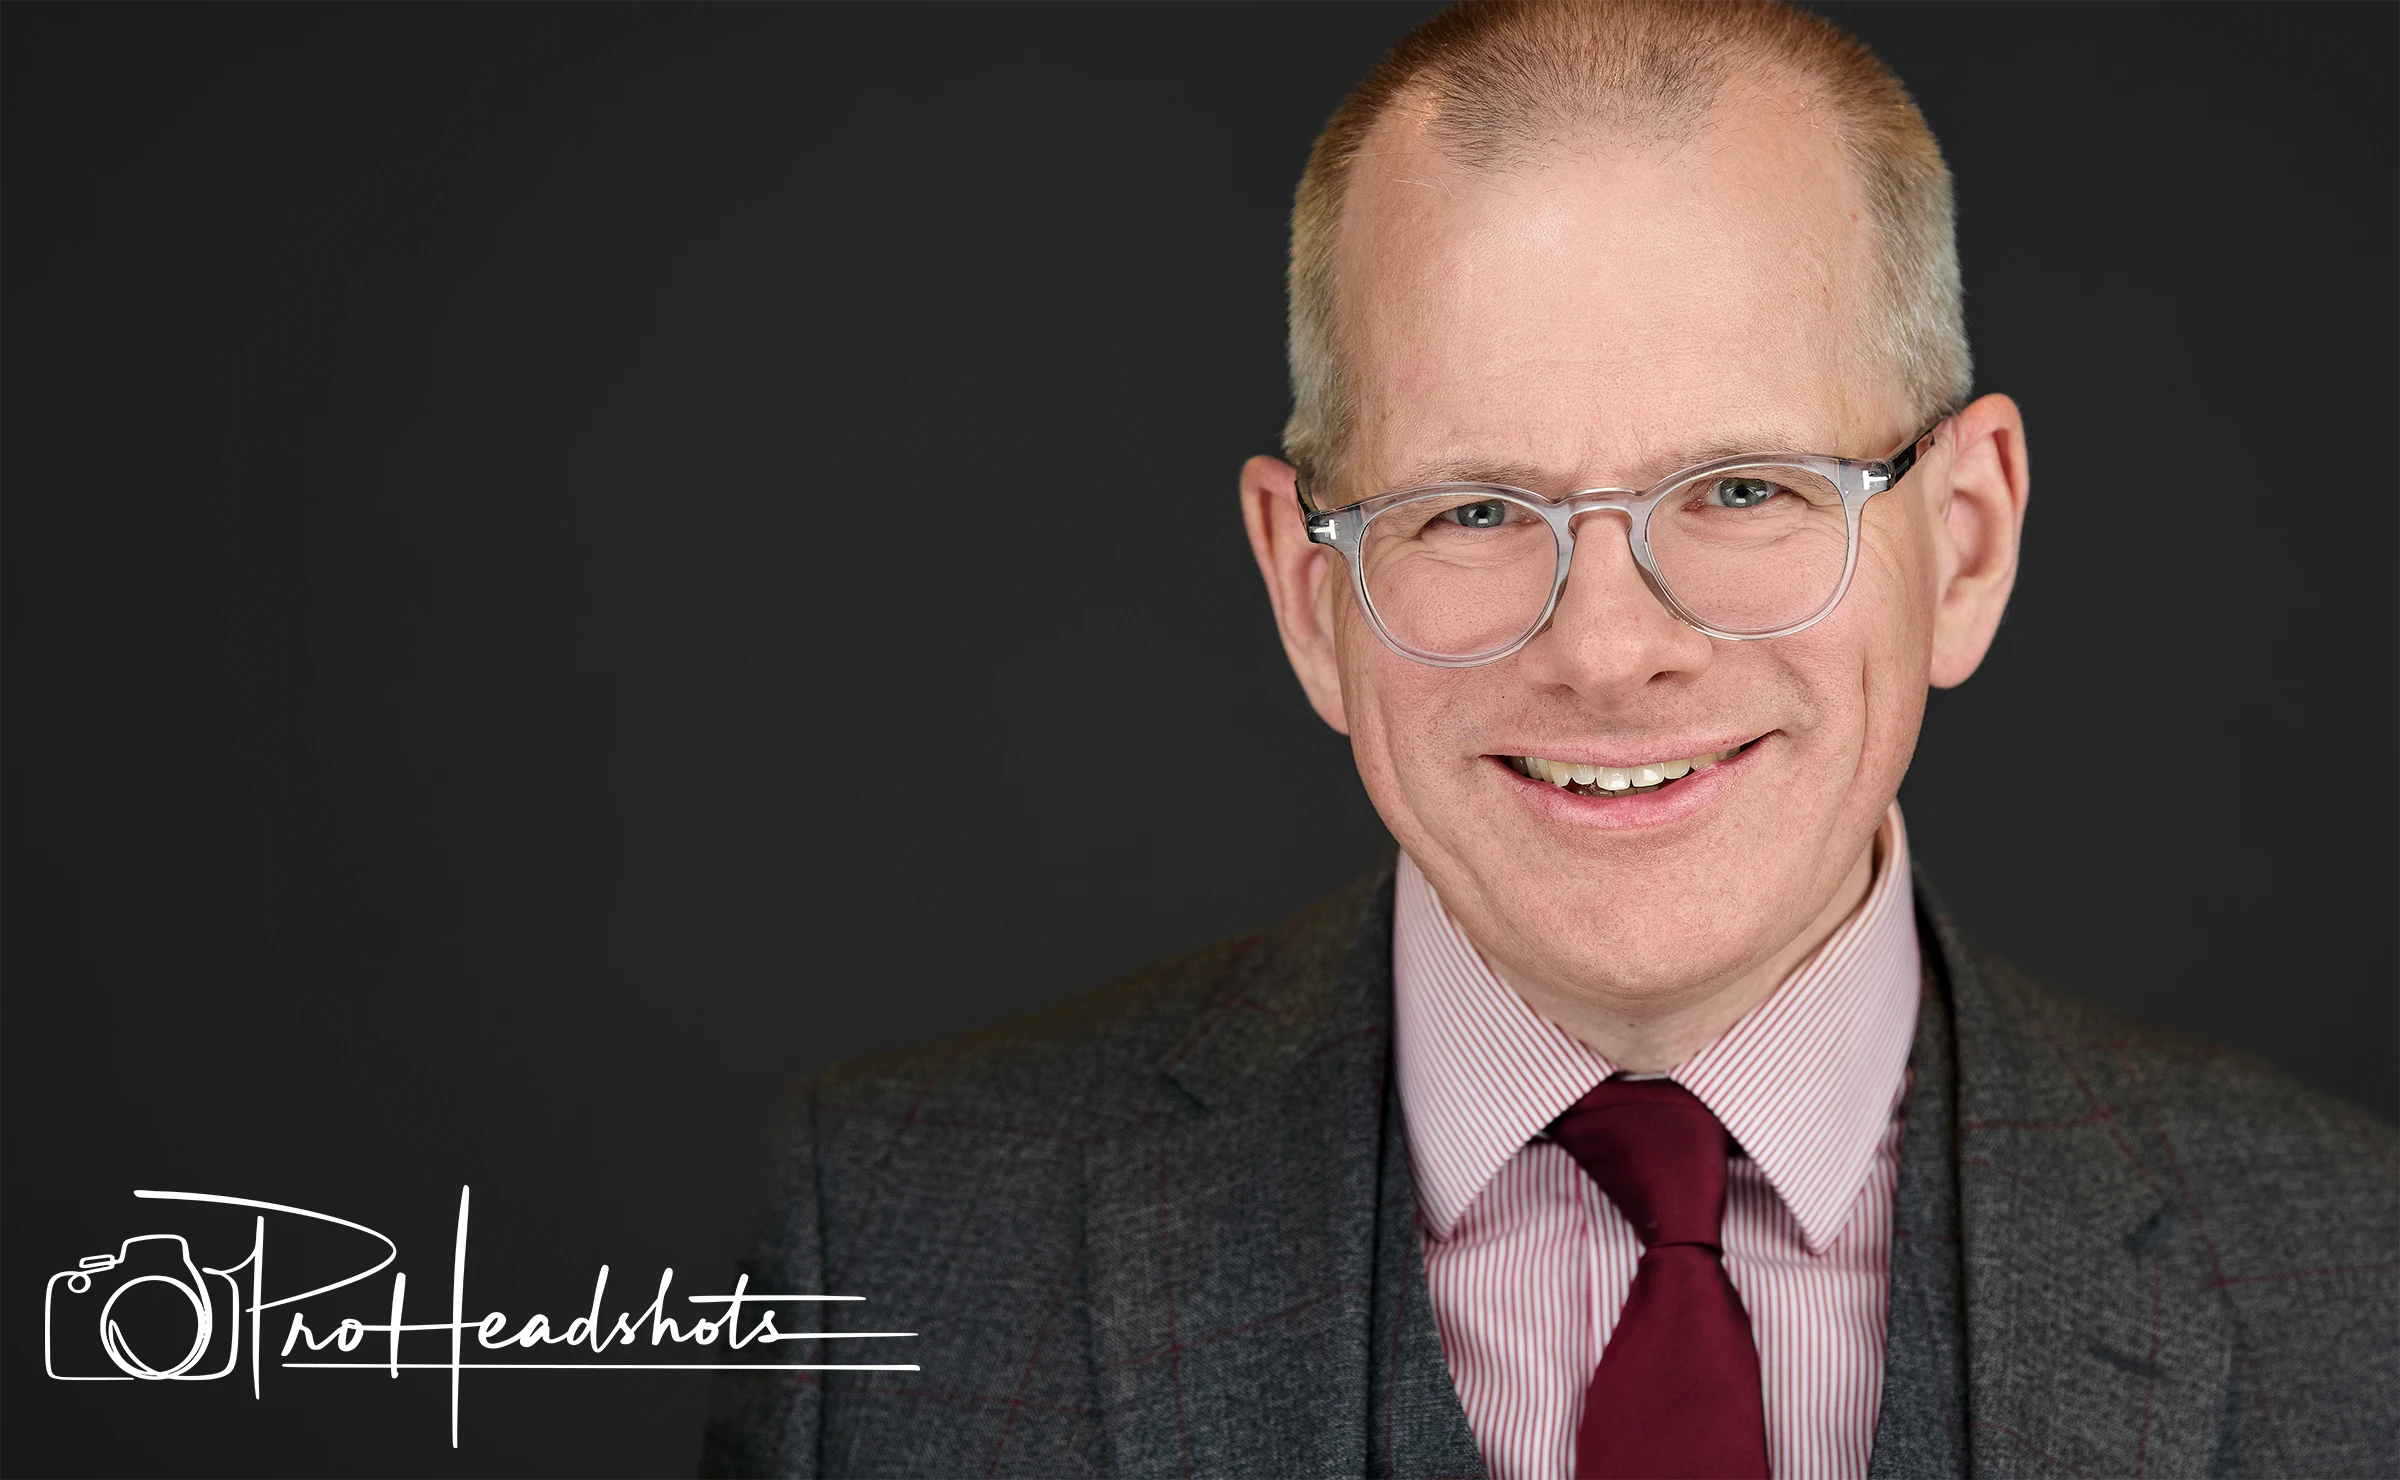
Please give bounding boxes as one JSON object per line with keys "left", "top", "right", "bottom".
{"left": 1499, "top": 740, "right": 1758, "bottom": 798}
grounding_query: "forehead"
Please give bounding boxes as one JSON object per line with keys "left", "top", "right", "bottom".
{"left": 1334, "top": 78, "right": 1880, "bottom": 488}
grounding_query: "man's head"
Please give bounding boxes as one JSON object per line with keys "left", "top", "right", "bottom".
{"left": 1241, "top": 0, "right": 2030, "bottom": 1061}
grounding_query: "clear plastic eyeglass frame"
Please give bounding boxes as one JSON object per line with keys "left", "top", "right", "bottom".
{"left": 1296, "top": 421, "right": 1947, "bottom": 667}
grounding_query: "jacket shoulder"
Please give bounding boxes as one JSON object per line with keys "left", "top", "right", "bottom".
{"left": 702, "top": 868, "right": 1395, "bottom": 1477}
{"left": 1956, "top": 934, "right": 2398, "bottom": 1271}
{"left": 804, "top": 862, "right": 1393, "bottom": 1144}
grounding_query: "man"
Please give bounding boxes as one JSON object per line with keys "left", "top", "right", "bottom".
{"left": 703, "top": 3, "right": 2397, "bottom": 1476}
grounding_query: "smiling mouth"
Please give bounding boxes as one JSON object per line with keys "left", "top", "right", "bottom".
{"left": 1502, "top": 740, "right": 1756, "bottom": 797}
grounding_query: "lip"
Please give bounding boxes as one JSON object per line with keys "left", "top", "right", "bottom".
{"left": 1486, "top": 733, "right": 1771, "bottom": 832}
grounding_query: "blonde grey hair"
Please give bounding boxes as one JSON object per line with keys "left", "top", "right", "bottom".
{"left": 1285, "top": 0, "right": 1972, "bottom": 492}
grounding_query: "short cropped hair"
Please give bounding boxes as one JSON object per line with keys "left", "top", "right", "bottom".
{"left": 1285, "top": 0, "right": 1973, "bottom": 489}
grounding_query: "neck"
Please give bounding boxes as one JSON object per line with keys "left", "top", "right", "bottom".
{"left": 1495, "top": 836, "right": 1879, "bottom": 1073}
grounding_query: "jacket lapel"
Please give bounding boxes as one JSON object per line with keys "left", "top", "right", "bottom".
{"left": 1080, "top": 865, "right": 1482, "bottom": 1479}
{"left": 1922, "top": 894, "right": 2236, "bottom": 1478}
{"left": 1368, "top": 1033, "right": 1492, "bottom": 1480}
{"left": 1868, "top": 932, "right": 1971, "bottom": 1477}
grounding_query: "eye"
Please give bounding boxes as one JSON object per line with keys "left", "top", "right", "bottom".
{"left": 1445, "top": 499, "right": 1513, "bottom": 528}
{"left": 1706, "top": 476, "right": 1783, "bottom": 509}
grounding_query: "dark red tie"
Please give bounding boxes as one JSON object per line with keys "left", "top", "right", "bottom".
{"left": 1548, "top": 1079, "right": 1771, "bottom": 1480}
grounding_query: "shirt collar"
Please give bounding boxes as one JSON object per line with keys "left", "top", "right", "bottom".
{"left": 1393, "top": 802, "right": 1921, "bottom": 1255}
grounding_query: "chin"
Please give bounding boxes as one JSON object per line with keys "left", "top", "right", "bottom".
{"left": 1520, "top": 910, "right": 1768, "bottom": 1003}
{"left": 1422, "top": 802, "right": 1825, "bottom": 991}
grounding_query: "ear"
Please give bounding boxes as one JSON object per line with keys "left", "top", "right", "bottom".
{"left": 1239, "top": 454, "right": 1350, "bottom": 733}
{"left": 1926, "top": 393, "right": 2031, "bottom": 689}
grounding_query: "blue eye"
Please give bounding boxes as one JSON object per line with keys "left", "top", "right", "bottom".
{"left": 1447, "top": 499, "right": 1512, "bottom": 528}
{"left": 1708, "top": 477, "right": 1782, "bottom": 509}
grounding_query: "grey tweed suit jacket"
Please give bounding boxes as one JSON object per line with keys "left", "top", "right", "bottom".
{"left": 701, "top": 863, "right": 2399, "bottom": 1478}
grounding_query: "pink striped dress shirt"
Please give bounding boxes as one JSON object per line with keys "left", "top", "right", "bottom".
{"left": 1393, "top": 803, "right": 1922, "bottom": 1480}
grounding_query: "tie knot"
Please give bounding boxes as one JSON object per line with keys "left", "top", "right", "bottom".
{"left": 1547, "top": 1078, "right": 1732, "bottom": 1250}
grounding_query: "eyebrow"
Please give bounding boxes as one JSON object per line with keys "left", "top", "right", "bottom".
{"left": 1387, "top": 428, "right": 1821, "bottom": 494}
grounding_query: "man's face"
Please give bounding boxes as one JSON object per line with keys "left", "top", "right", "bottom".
{"left": 1318, "top": 87, "right": 1952, "bottom": 1010}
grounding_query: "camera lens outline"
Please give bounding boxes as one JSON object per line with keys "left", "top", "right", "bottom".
{"left": 98, "top": 1273, "right": 213, "bottom": 1380}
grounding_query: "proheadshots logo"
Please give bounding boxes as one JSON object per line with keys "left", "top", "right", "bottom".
{"left": 45, "top": 1187, "right": 916, "bottom": 1445}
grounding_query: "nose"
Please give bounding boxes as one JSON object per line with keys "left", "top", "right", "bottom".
{"left": 1514, "top": 508, "right": 1714, "bottom": 695}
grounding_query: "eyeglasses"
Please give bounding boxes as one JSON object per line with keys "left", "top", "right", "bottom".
{"left": 1297, "top": 422, "right": 1945, "bottom": 667}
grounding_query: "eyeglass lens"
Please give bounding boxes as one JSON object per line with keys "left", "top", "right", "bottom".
{"left": 1356, "top": 466, "right": 1850, "bottom": 657}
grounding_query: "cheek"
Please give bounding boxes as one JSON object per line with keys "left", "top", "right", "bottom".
{"left": 1330, "top": 604, "right": 1412, "bottom": 789}
{"left": 1763, "top": 529, "right": 1933, "bottom": 726}
{"left": 1332, "top": 608, "right": 1495, "bottom": 800}
{"left": 1853, "top": 495, "right": 1943, "bottom": 655}
{"left": 1776, "top": 521, "right": 1935, "bottom": 785}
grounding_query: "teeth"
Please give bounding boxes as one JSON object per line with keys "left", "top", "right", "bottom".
{"left": 1510, "top": 745, "right": 1742, "bottom": 796}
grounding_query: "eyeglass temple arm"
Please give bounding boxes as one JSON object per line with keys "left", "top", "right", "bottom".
{"left": 1879, "top": 420, "right": 1947, "bottom": 489}
{"left": 1293, "top": 472, "right": 1340, "bottom": 544}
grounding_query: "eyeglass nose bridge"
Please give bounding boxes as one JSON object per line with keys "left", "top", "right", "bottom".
{"left": 1541, "top": 488, "right": 1688, "bottom": 629}
{"left": 1558, "top": 486, "right": 1645, "bottom": 517}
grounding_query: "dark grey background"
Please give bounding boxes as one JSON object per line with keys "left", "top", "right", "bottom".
{"left": 5, "top": 4, "right": 2393, "bottom": 1476}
